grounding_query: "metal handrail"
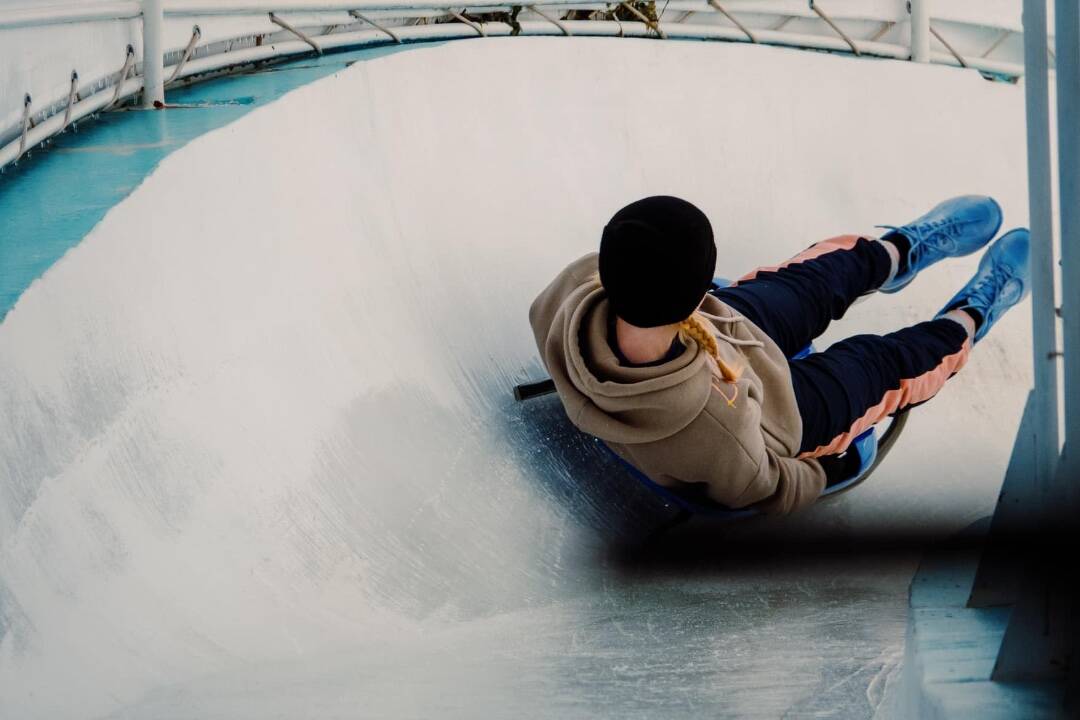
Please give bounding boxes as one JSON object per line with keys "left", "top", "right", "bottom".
{"left": 0, "top": 0, "right": 1036, "bottom": 30}
{"left": 0, "top": 2, "right": 140, "bottom": 30}
{"left": 0, "top": 1, "right": 1035, "bottom": 173}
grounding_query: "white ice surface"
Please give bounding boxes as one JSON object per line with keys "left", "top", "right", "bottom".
{"left": 0, "top": 37, "right": 1031, "bottom": 719}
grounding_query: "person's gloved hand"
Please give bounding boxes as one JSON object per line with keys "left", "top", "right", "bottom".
{"left": 816, "top": 451, "right": 862, "bottom": 488}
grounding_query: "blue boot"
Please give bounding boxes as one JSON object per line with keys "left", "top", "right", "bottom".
{"left": 939, "top": 228, "right": 1031, "bottom": 343}
{"left": 879, "top": 195, "right": 1003, "bottom": 293}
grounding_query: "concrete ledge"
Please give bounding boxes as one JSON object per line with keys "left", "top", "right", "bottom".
{"left": 898, "top": 522, "right": 1067, "bottom": 719}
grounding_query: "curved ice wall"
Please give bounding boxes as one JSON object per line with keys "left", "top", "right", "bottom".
{"left": 0, "top": 37, "right": 1031, "bottom": 718}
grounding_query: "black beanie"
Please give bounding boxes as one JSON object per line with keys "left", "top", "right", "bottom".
{"left": 598, "top": 196, "right": 717, "bottom": 328}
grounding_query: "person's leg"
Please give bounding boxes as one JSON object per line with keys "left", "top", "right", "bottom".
{"left": 711, "top": 195, "right": 1002, "bottom": 357}
{"left": 791, "top": 316, "right": 973, "bottom": 458}
{"left": 711, "top": 235, "right": 897, "bottom": 357}
{"left": 793, "top": 225, "right": 1032, "bottom": 460}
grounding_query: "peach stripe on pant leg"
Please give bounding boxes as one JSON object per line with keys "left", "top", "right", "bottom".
{"left": 737, "top": 235, "right": 864, "bottom": 284}
{"left": 798, "top": 339, "right": 972, "bottom": 459}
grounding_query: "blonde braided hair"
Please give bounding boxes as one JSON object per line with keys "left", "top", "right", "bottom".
{"left": 590, "top": 272, "right": 742, "bottom": 385}
{"left": 678, "top": 312, "right": 743, "bottom": 384}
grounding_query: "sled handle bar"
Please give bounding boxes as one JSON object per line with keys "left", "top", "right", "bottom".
{"left": 514, "top": 378, "right": 557, "bottom": 401}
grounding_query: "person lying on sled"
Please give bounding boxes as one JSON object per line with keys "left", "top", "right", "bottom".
{"left": 529, "top": 195, "right": 1030, "bottom": 514}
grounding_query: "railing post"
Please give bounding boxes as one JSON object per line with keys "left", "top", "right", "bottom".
{"left": 1054, "top": 1, "right": 1080, "bottom": 535}
{"left": 1026, "top": 0, "right": 1061, "bottom": 509}
{"left": 908, "top": 0, "right": 930, "bottom": 62}
{"left": 989, "top": 0, "right": 1078, "bottom": 686}
{"left": 141, "top": 0, "right": 165, "bottom": 107}
{"left": 969, "top": 0, "right": 1061, "bottom": 615}
{"left": 1056, "top": 0, "right": 1080, "bottom": 493}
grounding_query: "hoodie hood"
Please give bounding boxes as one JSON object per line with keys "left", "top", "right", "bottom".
{"left": 534, "top": 278, "right": 713, "bottom": 445}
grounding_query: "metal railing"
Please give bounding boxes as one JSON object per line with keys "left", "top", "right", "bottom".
{"left": 0, "top": 0, "right": 1038, "bottom": 172}
{"left": 969, "top": 0, "right": 1076, "bottom": 702}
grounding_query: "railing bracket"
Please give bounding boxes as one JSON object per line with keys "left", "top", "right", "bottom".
{"left": 929, "top": 24, "right": 969, "bottom": 68}
{"left": 17, "top": 93, "right": 32, "bottom": 160}
{"left": 104, "top": 45, "right": 135, "bottom": 111}
{"left": 809, "top": 1, "right": 860, "bottom": 56}
{"left": 527, "top": 4, "right": 571, "bottom": 36}
{"left": 618, "top": 1, "right": 666, "bottom": 38}
{"left": 61, "top": 71, "right": 79, "bottom": 130}
{"left": 446, "top": 9, "right": 485, "bottom": 36}
{"left": 269, "top": 12, "right": 323, "bottom": 55}
{"left": 167, "top": 25, "right": 202, "bottom": 85}
{"left": 349, "top": 10, "right": 402, "bottom": 43}
{"left": 706, "top": 0, "right": 755, "bottom": 43}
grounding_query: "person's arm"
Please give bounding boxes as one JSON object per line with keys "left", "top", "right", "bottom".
{"left": 696, "top": 393, "right": 827, "bottom": 515}
{"left": 743, "top": 447, "right": 828, "bottom": 514}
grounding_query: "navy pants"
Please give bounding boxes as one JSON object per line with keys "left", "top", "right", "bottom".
{"left": 711, "top": 235, "right": 972, "bottom": 458}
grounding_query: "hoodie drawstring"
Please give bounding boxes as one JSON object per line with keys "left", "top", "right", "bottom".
{"left": 699, "top": 312, "right": 765, "bottom": 349}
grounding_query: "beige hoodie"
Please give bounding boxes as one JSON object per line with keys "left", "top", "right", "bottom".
{"left": 529, "top": 253, "right": 826, "bottom": 514}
